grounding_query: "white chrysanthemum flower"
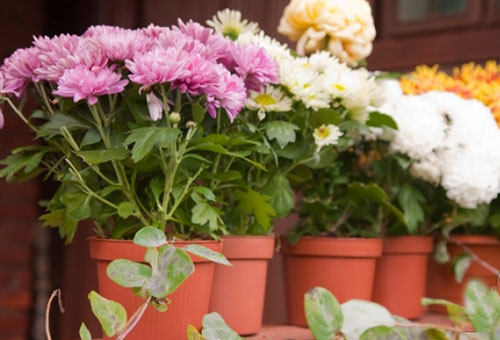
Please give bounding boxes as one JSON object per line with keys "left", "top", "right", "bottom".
{"left": 237, "top": 31, "right": 293, "bottom": 65}
{"left": 380, "top": 80, "right": 500, "bottom": 208}
{"left": 207, "top": 9, "right": 260, "bottom": 40}
{"left": 313, "top": 124, "right": 343, "bottom": 152}
{"left": 246, "top": 85, "right": 293, "bottom": 120}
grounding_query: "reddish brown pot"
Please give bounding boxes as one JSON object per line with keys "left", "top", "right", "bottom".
{"left": 426, "top": 235, "right": 500, "bottom": 311}
{"left": 281, "top": 236, "right": 383, "bottom": 327}
{"left": 372, "top": 236, "right": 434, "bottom": 319}
{"left": 209, "top": 235, "right": 275, "bottom": 335}
{"left": 89, "top": 238, "right": 221, "bottom": 340}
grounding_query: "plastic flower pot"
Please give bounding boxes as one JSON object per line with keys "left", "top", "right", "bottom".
{"left": 281, "top": 236, "right": 383, "bottom": 327}
{"left": 89, "top": 237, "right": 221, "bottom": 340}
{"left": 372, "top": 236, "right": 434, "bottom": 319}
{"left": 426, "top": 235, "right": 500, "bottom": 312}
{"left": 209, "top": 235, "right": 275, "bottom": 335}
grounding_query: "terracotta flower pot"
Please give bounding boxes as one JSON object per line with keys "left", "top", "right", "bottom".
{"left": 372, "top": 236, "right": 434, "bottom": 319}
{"left": 89, "top": 238, "right": 221, "bottom": 340}
{"left": 281, "top": 236, "right": 383, "bottom": 327}
{"left": 209, "top": 235, "right": 275, "bottom": 335}
{"left": 426, "top": 235, "right": 500, "bottom": 311}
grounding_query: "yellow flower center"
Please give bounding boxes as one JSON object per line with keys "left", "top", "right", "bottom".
{"left": 333, "top": 83, "right": 345, "bottom": 91}
{"left": 222, "top": 26, "right": 241, "bottom": 40}
{"left": 316, "top": 126, "right": 330, "bottom": 139}
{"left": 255, "top": 94, "right": 276, "bottom": 106}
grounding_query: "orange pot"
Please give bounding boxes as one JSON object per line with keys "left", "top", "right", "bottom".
{"left": 426, "top": 235, "right": 500, "bottom": 311}
{"left": 209, "top": 235, "right": 275, "bottom": 335}
{"left": 281, "top": 236, "right": 383, "bottom": 327}
{"left": 89, "top": 238, "right": 221, "bottom": 340}
{"left": 372, "top": 236, "right": 434, "bottom": 319}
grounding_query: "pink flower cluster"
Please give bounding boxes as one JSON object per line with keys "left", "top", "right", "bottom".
{"left": 0, "top": 19, "right": 279, "bottom": 123}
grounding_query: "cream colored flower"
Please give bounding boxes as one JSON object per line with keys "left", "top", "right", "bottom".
{"left": 313, "top": 124, "right": 343, "bottom": 151}
{"left": 246, "top": 85, "right": 293, "bottom": 120}
{"left": 278, "top": 0, "right": 376, "bottom": 66}
{"left": 207, "top": 9, "right": 260, "bottom": 40}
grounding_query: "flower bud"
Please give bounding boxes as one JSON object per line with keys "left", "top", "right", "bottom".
{"left": 186, "top": 121, "right": 196, "bottom": 128}
{"left": 169, "top": 112, "right": 181, "bottom": 123}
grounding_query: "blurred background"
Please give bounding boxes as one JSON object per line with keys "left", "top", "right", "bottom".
{"left": 1, "top": 0, "right": 500, "bottom": 339}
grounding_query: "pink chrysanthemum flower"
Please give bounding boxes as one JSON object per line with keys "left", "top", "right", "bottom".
{"left": 141, "top": 24, "right": 167, "bottom": 39}
{"left": 54, "top": 65, "right": 128, "bottom": 105}
{"left": 84, "top": 25, "right": 154, "bottom": 61}
{"left": 1, "top": 47, "right": 40, "bottom": 97}
{"left": 212, "top": 72, "right": 246, "bottom": 121}
{"left": 34, "top": 34, "right": 108, "bottom": 81}
{"left": 0, "top": 71, "right": 5, "bottom": 129}
{"left": 224, "top": 43, "right": 279, "bottom": 91}
{"left": 125, "top": 47, "right": 190, "bottom": 88}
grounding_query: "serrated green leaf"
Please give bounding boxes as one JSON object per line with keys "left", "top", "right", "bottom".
{"left": 62, "top": 191, "right": 91, "bottom": 221}
{"left": 465, "top": 280, "right": 500, "bottom": 333}
{"left": 192, "top": 186, "right": 215, "bottom": 202}
{"left": 79, "top": 323, "right": 92, "bottom": 340}
{"left": 133, "top": 226, "right": 167, "bottom": 248}
{"left": 125, "top": 127, "right": 180, "bottom": 162}
{"left": 80, "top": 128, "right": 101, "bottom": 147}
{"left": 451, "top": 252, "right": 473, "bottom": 284}
{"left": 201, "top": 312, "right": 243, "bottom": 340}
{"left": 191, "top": 201, "right": 223, "bottom": 231}
{"left": 397, "top": 184, "right": 425, "bottom": 234}
{"left": 262, "top": 174, "right": 294, "bottom": 218}
{"left": 106, "top": 259, "right": 152, "bottom": 288}
{"left": 117, "top": 202, "right": 135, "bottom": 219}
{"left": 38, "top": 112, "right": 91, "bottom": 137}
{"left": 305, "top": 287, "right": 343, "bottom": 340}
{"left": 367, "top": 112, "right": 398, "bottom": 130}
{"left": 88, "top": 290, "right": 127, "bottom": 337}
{"left": 146, "top": 245, "right": 194, "bottom": 298}
{"left": 78, "top": 148, "right": 128, "bottom": 165}
{"left": 183, "top": 244, "right": 231, "bottom": 266}
{"left": 264, "top": 121, "right": 299, "bottom": 149}
{"left": 235, "top": 189, "right": 276, "bottom": 231}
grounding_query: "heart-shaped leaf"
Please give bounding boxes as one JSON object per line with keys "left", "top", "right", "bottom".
{"left": 340, "top": 300, "right": 395, "bottom": 340}
{"left": 88, "top": 291, "right": 127, "bottom": 337}
{"left": 133, "top": 226, "right": 167, "bottom": 248}
{"left": 305, "top": 287, "right": 343, "bottom": 340}
{"left": 106, "top": 259, "right": 152, "bottom": 288}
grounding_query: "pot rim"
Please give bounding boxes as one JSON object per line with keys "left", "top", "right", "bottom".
{"left": 221, "top": 234, "right": 275, "bottom": 260}
{"left": 382, "top": 235, "right": 434, "bottom": 255}
{"left": 448, "top": 234, "right": 500, "bottom": 246}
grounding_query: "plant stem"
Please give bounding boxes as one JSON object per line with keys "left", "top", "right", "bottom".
{"left": 448, "top": 238, "right": 500, "bottom": 277}
{"left": 4, "top": 98, "right": 38, "bottom": 133}
{"left": 116, "top": 296, "right": 151, "bottom": 340}
{"left": 44, "top": 289, "right": 64, "bottom": 340}
{"left": 35, "top": 83, "right": 55, "bottom": 115}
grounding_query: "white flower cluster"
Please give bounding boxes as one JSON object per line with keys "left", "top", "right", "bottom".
{"left": 379, "top": 80, "right": 500, "bottom": 208}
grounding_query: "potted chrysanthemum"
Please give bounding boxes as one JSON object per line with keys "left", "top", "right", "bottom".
{"left": 0, "top": 19, "right": 278, "bottom": 340}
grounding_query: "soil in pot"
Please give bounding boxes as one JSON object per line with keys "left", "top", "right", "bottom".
{"left": 89, "top": 238, "right": 221, "bottom": 340}
{"left": 426, "top": 235, "right": 500, "bottom": 312}
{"left": 209, "top": 235, "right": 275, "bottom": 335}
{"left": 281, "top": 236, "right": 383, "bottom": 327}
{"left": 372, "top": 236, "right": 434, "bottom": 319}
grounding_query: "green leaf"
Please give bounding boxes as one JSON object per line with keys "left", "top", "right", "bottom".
{"left": 201, "top": 312, "right": 243, "bottom": 340}
{"left": 151, "top": 299, "right": 168, "bottom": 312}
{"left": 106, "top": 259, "right": 152, "bottom": 288}
{"left": 262, "top": 174, "right": 295, "bottom": 218}
{"left": 433, "top": 239, "right": 450, "bottom": 264}
{"left": 146, "top": 245, "right": 194, "bottom": 298}
{"left": 62, "top": 191, "right": 92, "bottom": 221}
{"left": 366, "top": 112, "right": 398, "bottom": 130}
{"left": 38, "top": 112, "right": 91, "bottom": 137}
{"left": 133, "top": 226, "right": 167, "bottom": 248}
{"left": 421, "top": 298, "right": 468, "bottom": 326}
{"left": 78, "top": 148, "right": 128, "bottom": 165}
{"left": 340, "top": 300, "right": 395, "bottom": 340}
{"left": 192, "top": 143, "right": 266, "bottom": 171}
{"left": 117, "top": 202, "right": 135, "bottom": 219}
{"left": 187, "top": 324, "right": 205, "bottom": 340}
{"left": 192, "top": 102, "right": 206, "bottom": 124}
{"left": 0, "top": 152, "right": 46, "bottom": 181}
{"left": 183, "top": 244, "right": 231, "bottom": 266}
{"left": 359, "top": 325, "right": 395, "bottom": 340}
{"left": 464, "top": 280, "right": 500, "bottom": 333}
{"left": 192, "top": 187, "right": 216, "bottom": 202}
{"left": 263, "top": 121, "right": 299, "bottom": 149}
{"left": 80, "top": 128, "right": 101, "bottom": 147}
{"left": 191, "top": 201, "right": 223, "bottom": 231}
{"left": 309, "top": 108, "right": 342, "bottom": 127}
{"left": 451, "top": 252, "right": 473, "bottom": 284}
{"left": 304, "top": 287, "right": 343, "bottom": 340}
{"left": 88, "top": 290, "right": 127, "bottom": 337}
{"left": 79, "top": 323, "right": 92, "bottom": 340}
{"left": 424, "top": 328, "right": 451, "bottom": 340}
{"left": 125, "top": 127, "right": 180, "bottom": 162}
{"left": 235, "top": 189, "right": 276, "bottom": 231}
{"left": 397, "top": 184, "right": 425, "bottom": 234}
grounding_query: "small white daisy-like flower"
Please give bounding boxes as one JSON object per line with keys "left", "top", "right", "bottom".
{"left": 246, "top": 85, "right": 293, "bottom": 120}
{"left": 207, "top": 9, "right": 260, "bottom": 40}
{"left": 313, "top": 124, "right": 343, "bottom": 152}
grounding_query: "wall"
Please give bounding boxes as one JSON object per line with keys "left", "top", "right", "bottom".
{"left": 0, "top": 1, "right": 46, "bottom": 340}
